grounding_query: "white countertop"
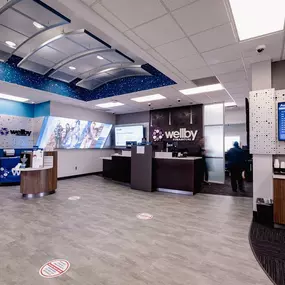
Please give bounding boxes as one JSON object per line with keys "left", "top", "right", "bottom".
{"left": 101, "top": 157, "right": 112, "bottom": 160}
{"left": 20, "top": 166, "right": 53, "bottom": 172}
{"left": 101, "top": 156, "right": 202, "bottom": 160}
{"left": 155, "top": 156, "right": 202, "bottom": 160}
{"left": 273, "top": 174, "right": 285, "bottom": 179}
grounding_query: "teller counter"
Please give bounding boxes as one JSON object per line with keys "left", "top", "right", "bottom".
{"left": 101, "top": 148, "right": 203, "bottom": 194}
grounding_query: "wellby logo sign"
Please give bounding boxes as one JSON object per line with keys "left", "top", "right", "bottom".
{"left": 152, "top": 128, "right": 198, "bottom": 142}
{"left": 0, "top": 128, "right": 31, "bottom": 136}
{"left": 164, "top": 128, "right": 198, "bottom": 141}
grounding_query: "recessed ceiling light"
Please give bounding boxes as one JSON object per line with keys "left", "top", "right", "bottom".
{"left": 97, "top": 55, "right": 104, "bottom": 60}
{"left": 229, "top": 0, "right": 285, "bottom": 40}
{"left": 33, "top": 21, "right": 44, "bottom": 29}
{"left": 0, "top": 93, "right": 29, "bottom": 102}
{"left": 96, "top": 102, "right": 124, "bottom": 108}
{"left": 69, "top": 66, "right": 76, "bottom": 70}
{"left": 5, "top": 41, "right": 16, "bottom": 49}
{"left": 131, "top": 94, "right": 166, "bottom": 103}
{"left": 225, "top": 102, "right": 237, "bottom": 107}
{"left": 179, "top": 84, "right": 224, "bottom": 95}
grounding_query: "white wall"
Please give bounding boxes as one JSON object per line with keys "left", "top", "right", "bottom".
{"left": 50, "top": 102, "right": 115, "bottom": 178}
{"left": 225, "top": 107, "right": 246, "bottom": 125}
{"left": 224, "top": 107, "right": 247, "bottom": 146}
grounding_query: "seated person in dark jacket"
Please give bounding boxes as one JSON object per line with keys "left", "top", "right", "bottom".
{"left": 227, "top": 141, "right": 245, "bottom": 192}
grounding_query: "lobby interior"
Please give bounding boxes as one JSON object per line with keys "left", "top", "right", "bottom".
{"left": 0, "top": 0, "right": 285, "bottom": 284}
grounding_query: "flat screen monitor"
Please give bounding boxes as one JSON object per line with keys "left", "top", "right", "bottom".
{"left": 278, "top": 102, "right": 285, "bottom": 141}
{"left": 37, "top": 116, "right": 112, "bottom": 149}
{"left": 115, "top": 125, "right": 143, "bottom": 147}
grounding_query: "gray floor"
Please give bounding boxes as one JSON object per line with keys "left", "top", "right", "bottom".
{"left": 0, "top": 176, "right": 271, "bottom": 285}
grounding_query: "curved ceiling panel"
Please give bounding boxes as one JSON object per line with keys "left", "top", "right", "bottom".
{"left": 76, "top": 65, "right": 151, "bottom": 90}
{"left": 17, "top": 29, "right": 111, "bottom": 76}
{"left": 49, "top": 49, "right": 134, "bottom": 83}
{"left": 0, "top": 0, "right": 70, "bottom": 62}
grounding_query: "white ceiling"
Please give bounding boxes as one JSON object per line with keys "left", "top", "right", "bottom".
{"left": 47, "top": 0, "right": 284, "bottom": 112}
{"left": 2, "top": 0, "right": 285, "bottom": 114}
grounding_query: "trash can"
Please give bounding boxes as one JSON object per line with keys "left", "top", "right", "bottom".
{"left": 256, "top": 198, "right": 273, "bottom": 227}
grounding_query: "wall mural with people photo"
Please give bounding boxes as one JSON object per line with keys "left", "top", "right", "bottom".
{"left": 37, "top": 116, "right": 112, "bottom": 149}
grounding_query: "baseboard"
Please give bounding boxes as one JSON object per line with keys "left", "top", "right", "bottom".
{"left": 0, "top": 182, "right": 20, "bottom": 186}
{"left": 58, "top": 172, "right": 102, "bottom": 180}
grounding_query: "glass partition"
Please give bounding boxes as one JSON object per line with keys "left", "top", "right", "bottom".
{"left": 203, "top": 103, "right": 225, "bottom": 183}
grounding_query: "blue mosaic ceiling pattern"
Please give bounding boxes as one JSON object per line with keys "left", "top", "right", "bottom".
{"left": 0, "top": 56, "right": 176, "bottom": 101}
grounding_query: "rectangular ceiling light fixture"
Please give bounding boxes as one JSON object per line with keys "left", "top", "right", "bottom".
{"left": 224, "top": 101, "right": 237, "bottom": 107}
{"left": 229, "top": 0, "right": 285, "bottom": 40}
{"left": 96, "top": 102, "right": 124, "bottom": 108}
{"left": 0, "top": 93, "right": 29, "bottom": 102}
{"left": 180, "top": 84, "right": 224, "bottom": 95}
{"left": 131, "top": 94, "right": 166, "bottom": 102}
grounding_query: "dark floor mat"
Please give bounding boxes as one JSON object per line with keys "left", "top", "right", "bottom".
{"left": 200, "top": 177, "right": 253, "bottom": 197}
{"left": 250, "top": 221, "right": 285, "bottom": 285}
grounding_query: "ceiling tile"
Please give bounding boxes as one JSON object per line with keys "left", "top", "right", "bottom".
{"left": 155, "top": 37, "right": 197, "bottom": 61}
{"left": 217, "top": 71, "right": 247, "bottom": 83}
{"left": 92, "top": 3, "right": 129, "bottom": 32}
{"left": 184, "top": 94, "right": 213, "bottom": 104}
{"left": 190, "top": 23, "right": 236, "bottom": 53}
{"left": 226, "top": 86, "right": 250, "bottom": 96}
{"left": 133, "top": 14, "right": 185, "bottom": 47}
{"left": 171, "top": 53, "right": 206, "bottom": 71}
{"left": 210, "top": 59, "right": 245, "bottom": 75}
{"left": 172, "top": 0, "right": 229, "bottom": 36}
{"left": 162, "top": 0, "right": 196, "bottom": 11}
{"left": 202, "top": 44, "right": 241, "bottom": 65}
{"left": 81, "top": 0, "right": 98, "bottom": 6}
{"left": 182, "top": 66, "right": 214, "bottom": 80}
{"left": 223, "top": 80, "right": 249, "bottom": 90}
{"left": 240, "top": 31, "right": 283, "bottom": 62}
{"left": 100, "top": 0, "right": 167, "bottom": 28}
{"left": 124, "top": 30, "right": 151, "bottom": 50}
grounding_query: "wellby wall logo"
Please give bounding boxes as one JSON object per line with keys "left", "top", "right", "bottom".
{"left": 152, "top": 128, "right": 198, "bottom": 141}
{"left": 0, "top": 128, "right": 31, "bottom": 136}
{"left": 164, "top": 128, "right": 198, "bottom": 141}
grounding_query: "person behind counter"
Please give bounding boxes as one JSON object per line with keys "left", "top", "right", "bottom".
{"left": 226, "top": 141, "right": 245, "bottom": 193}
{"left": 141, "top": 137, "right": 147, "bottom": 145}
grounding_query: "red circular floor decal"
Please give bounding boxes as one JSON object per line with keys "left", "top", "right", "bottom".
{"left": 136, "top": 213, "right": 153, "bottom": 220}
{"left": 39, "top": 259, "right": 70, "bottom": 278}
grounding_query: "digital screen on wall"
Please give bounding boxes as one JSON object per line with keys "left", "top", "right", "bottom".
{"left": 278, "top": 103, "right": 285, "bottom": 141}
{"left": 37, "top": 116, "right": 112, "bottom": 149}
{"left": 115, "top": 125, "right": 143, "bottom": 147}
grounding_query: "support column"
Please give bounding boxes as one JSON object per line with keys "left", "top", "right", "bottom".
{"left": 251, "top": 60, "right": 273, "bottom": 212}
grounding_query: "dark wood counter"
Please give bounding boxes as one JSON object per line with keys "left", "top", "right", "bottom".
{"left": 152, "top": 157, "right": 203, "bottom": 194}
{"left": 102, "top": 155, "right": 203, "bottom": 194}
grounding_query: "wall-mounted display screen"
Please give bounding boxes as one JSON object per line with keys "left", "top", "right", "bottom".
{"left": 278, "top": 103, "right": 285, "bottom": 141}
{"left": 37, "top": 116, "right": 112, "bottom": 149}
{"left": 115, "top": 125, "right": 143, "bottom": 147}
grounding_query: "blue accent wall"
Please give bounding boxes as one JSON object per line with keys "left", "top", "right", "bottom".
{"left": 0, "top": 99, "right": 34, "bottom": 117}
{"left": 34, "top": 101, "right": 50, "bottom": 117}
{"left": 0, "top": 56, "right": 176, "bottom": 102}
{"left": 0, "top": 99, "right": 50, "bottom": 118}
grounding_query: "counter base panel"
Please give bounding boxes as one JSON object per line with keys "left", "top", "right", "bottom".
{"left": 22, "top": 190, "right": 56, "bottom": 199}
{"left": 157, "top": 188, "right": 193, "bottom": 195}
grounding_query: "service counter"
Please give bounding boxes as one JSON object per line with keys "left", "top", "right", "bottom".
{"left": 20, "top": 151, "right": 58, "bottom": 199}
{"left": 102, "top": 149, "right": 203, "bottom": 194}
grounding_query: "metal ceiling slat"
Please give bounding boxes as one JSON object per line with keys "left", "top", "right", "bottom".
{"left": 0, "top": 0, "right": 70, "bottom": 61}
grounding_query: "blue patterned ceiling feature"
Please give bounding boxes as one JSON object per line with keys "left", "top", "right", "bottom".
{"left": 0, "top": 56, "right": 176, "bottom": 101}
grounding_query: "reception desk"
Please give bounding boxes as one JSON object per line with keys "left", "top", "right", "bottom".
{"left": 102, "top": 149, "right": 203, "bottom": 194}
{"left": 20, "top": 151, "right": 58, "bottom": 199}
